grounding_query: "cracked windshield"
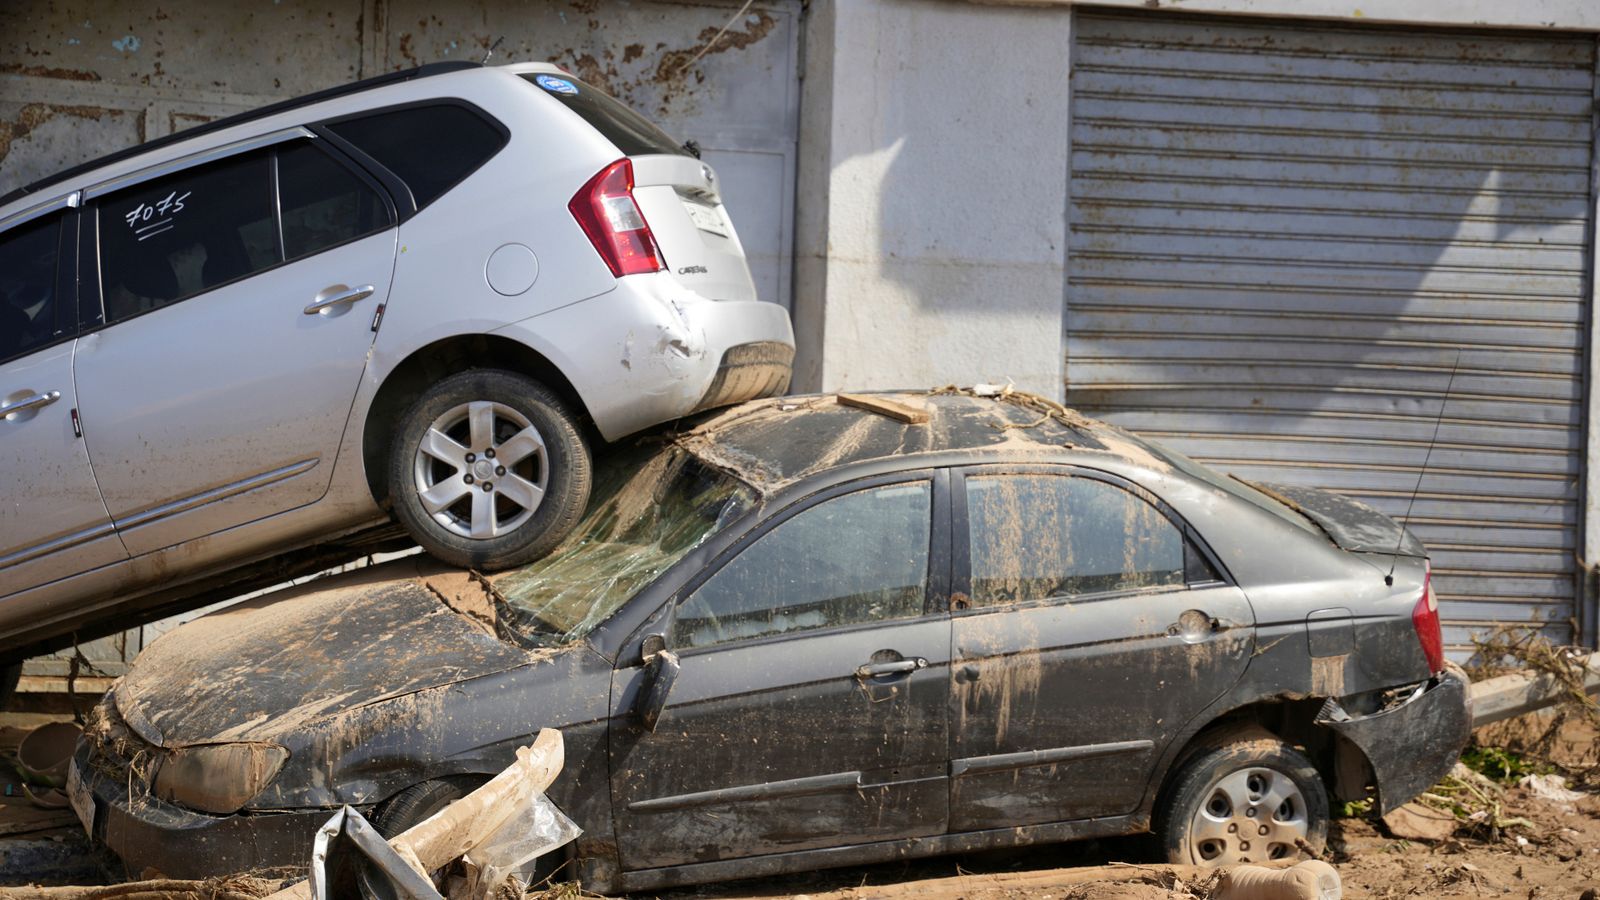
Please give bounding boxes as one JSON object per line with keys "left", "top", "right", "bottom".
{"left": 490, "top": 441, "right": 756, "bottom": 643}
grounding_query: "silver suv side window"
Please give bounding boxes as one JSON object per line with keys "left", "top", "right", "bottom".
{"left": 0, "top": 215, "right": 62, "bottom": 362}
{"left": 674, "top": 481, "right": 932, "bottom": 650}
{"left": 96, "top": 143, "right": 394, "bottom": 324}
{"left": 278, "top": 142, "right": 392, "bottom": 260}
{"left": 965, "top": 474, "right": 1201, "bottom": 608}
{"left": 326, "top": 104, "right": 506, "bottom": 211}
{"left": 98, "top": 153, "right": 277, "bottom": 323}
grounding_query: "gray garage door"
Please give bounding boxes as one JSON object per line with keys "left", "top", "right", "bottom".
{"left": 1065, "top": 9, "right": 1595, "bottom": 654}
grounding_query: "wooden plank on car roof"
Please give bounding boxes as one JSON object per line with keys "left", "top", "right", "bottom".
{"left": 836, "top": 393, "right": 930, "bottom": 425}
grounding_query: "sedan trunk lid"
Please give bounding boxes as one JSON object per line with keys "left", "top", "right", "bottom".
{"left": 1249, "top": 481, "right": 1427, "bottom": 558}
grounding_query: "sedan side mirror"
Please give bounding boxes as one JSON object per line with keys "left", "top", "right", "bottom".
{"left": 634, "top": 633, "right": 680, "bottom": 734}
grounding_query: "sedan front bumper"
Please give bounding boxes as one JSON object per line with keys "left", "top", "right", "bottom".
{"left": 1317, "top": 664, "right": 1473, "bottom": 814}
{"left": 73, "top": 743, "right": 332, "bottom": 879}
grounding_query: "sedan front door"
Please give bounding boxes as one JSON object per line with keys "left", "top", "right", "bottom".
{"left": 609, "top": 474, "right": 951, "bottom": 871}
{"left": 947, "top": 467, "right": 1255, "bottom": 831}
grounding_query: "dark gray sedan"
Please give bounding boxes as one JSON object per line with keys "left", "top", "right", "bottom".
{"left": 72, "top": 391, "right": 1470, "bottom": 892}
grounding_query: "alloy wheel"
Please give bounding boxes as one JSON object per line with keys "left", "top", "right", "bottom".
{"left": 411, "top": 400, "right": 548, "bottom": 539}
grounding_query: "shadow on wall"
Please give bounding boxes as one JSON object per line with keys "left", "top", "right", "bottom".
{"left": 809, "top": 0, "right": 1073, "bottom": 395}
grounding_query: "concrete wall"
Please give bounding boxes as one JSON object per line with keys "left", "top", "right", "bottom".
{"left": 794, "top": 0, "right": 1073, "bottom": 397}
{"left": 792, "top": 0, "right": 1600, "bottom": 399}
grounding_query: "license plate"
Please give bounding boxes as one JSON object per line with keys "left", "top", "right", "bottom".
{"left": 684, "top": 201, "right": 728, "bottom": 238}
{"left": 66, "top": 761, "right": 95, "bottom": 839}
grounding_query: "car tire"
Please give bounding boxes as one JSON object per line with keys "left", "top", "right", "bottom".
{"left": 358, "top": 776, "right": 572, "bottom": 899}
{"left": 357, "top": 776, "right": 485, "bottom": 900}
{"left": 1154, "top": 736, "right": 1329, "bottom": 866}
{"left": 389, "top": 369, "right": 591, "bottom": 570}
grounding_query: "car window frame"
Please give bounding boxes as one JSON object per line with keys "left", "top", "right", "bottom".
{"left": 274, "top": 139, "right": 398, "bottom": 262}
{"left": 952, "top": 463, "right": 1231, "bottom": 616}
{"left": 312, "top": 98, "right": 510, "bottom": 222}
{"left": 78, "top": 137, "right": 396, "bottom": 333}
{"left": 0, "top": 208, "right": 79, "bottom": 368}
{"left": 635, "top": 468, "right": 954, "bottom": 661}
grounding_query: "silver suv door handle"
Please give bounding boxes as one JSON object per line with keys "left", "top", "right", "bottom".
{"left": 303, "top": 284, "right": 375, "bottom": 315}
{"left": 0, "top": 390, "right": 61, "bottom": 419}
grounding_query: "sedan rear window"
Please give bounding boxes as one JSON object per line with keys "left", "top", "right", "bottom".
{"left": 521, "top": 73, "right": 689, "bottom": 158}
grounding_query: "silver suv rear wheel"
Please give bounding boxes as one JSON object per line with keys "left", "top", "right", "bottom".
{"left": 389, "top": 369, "right": 590, "bottom": 570}
{"left": 413, "top": 400, "right": 549, "bottom": 539}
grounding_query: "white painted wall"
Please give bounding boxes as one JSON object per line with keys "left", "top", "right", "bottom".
{"left": 794, "top": 0, "right": 1073, "bottom": 398}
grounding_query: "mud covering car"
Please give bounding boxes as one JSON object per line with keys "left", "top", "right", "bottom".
{"left": 71, "top": 390, "right": 1470, "bottom": 892}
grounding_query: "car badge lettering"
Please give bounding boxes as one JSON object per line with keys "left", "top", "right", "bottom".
{"left": 678, "top": 265, "right": 708, "bottom": 275}
{"left": 535, "top": 75, "right": 579, "bottom": 95}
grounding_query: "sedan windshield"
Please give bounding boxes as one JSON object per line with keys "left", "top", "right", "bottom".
{"left": 489, "top": 441, "right": 756, "bottom": 643}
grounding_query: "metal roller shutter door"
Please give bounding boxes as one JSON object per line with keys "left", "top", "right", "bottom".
{"left": 1065, "top": 9, "right": 1595, "bottom": 654}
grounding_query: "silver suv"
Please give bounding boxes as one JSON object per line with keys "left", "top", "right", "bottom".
{"left": 0, "top": 61, "right": 794, "bottom": 662}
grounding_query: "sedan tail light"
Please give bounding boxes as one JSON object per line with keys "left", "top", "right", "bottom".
{"left": 569, "top": 159, "right": 665, "bottom": 277}
{"left": 1411, "top": 560, "right": 1445, "bottom": 674}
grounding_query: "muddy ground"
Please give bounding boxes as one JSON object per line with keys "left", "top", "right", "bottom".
{"left": 2, "top": 711, "right": 1596, "bottom": 898}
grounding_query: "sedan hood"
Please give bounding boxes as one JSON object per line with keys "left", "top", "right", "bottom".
{"left": 115, "top": 558, "right": 553, "bottom": 746}
{"left": 1251, "top": 481, "right": 1427, "bottom": 558}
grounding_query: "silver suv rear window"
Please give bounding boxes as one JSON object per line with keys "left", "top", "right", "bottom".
{"left": 522, "top": 73, "right": 689, "bottom": 158}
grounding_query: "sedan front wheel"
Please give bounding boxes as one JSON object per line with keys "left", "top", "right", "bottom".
{"left": 389, "top": 369, "right": 591, "bottom": 570}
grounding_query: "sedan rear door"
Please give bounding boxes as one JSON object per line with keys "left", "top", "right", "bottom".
{"left": 609, "top": 472, "right": 951, "bottom": 871}
{"left": 947, "top": 466, "right": 1255, "bottom": 831}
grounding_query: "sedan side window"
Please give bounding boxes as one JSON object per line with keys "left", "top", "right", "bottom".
{"left": 98, "top": 154, "right": 278, "bottom": 324}
{"left": 0, "top": 216, "right": 61, "bottom": 362}
{"left": 674, "top": 481, "right": 932, "bottom": 650}
{"left": 966, "top": 474, "right": 1202, "bottom": 608}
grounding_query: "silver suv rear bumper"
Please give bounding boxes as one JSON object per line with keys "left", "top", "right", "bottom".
{"left": 493, "top": 273, "right": 794, "bottom": 441}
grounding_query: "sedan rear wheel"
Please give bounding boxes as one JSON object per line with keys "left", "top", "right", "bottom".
{"left": 1155, "top": 736, "right": 1329, "bottom": 866}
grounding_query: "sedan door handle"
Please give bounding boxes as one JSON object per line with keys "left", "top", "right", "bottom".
{"left": 0, "top": 390, "right": 61, "bottom": 419}
{"left": 303, "top": 284, "right": 375, "bottom": 315}
{"left": 856, "top": 657, "right": 929, "bottom": 679}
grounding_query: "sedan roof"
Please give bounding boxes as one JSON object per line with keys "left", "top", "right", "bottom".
{"left": 668, "top": 390, "right": 1174, "bottom": 494}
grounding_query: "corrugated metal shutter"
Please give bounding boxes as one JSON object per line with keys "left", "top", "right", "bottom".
{"left": 1065, "top": 9, "right": 1595, "bottom": 654}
